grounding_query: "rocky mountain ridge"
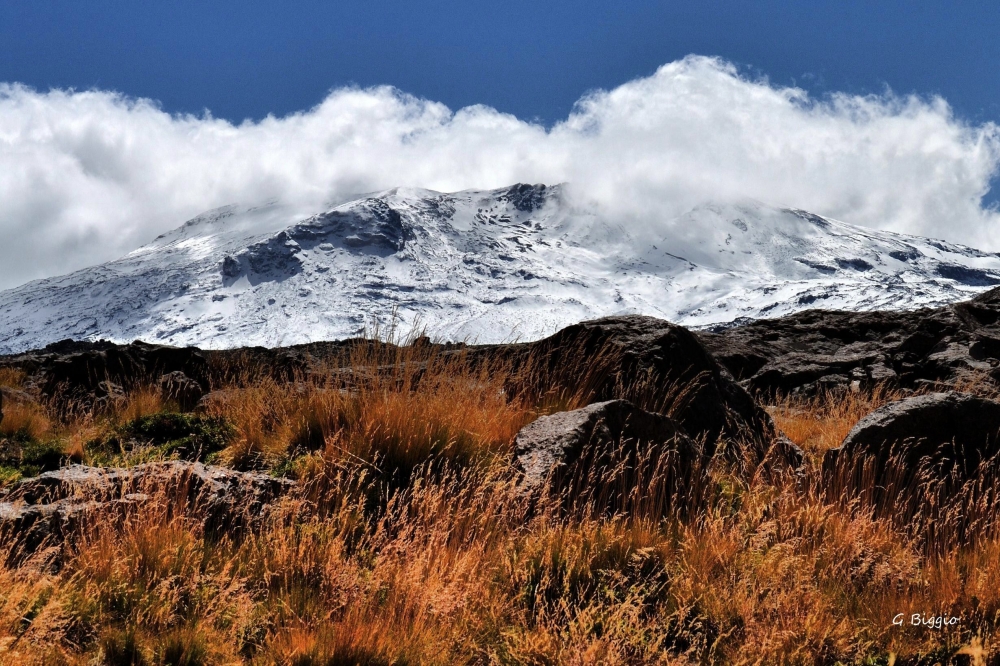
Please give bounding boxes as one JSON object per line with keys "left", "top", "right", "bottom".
{"left": 699, "top": 284, "right": 1000, "bottom": 395}
{"left": 8, "top": 285, "right": 1000, "bottom": 403}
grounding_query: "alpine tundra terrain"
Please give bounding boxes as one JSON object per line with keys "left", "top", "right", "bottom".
{"left": 2, "top": 286, "right": 1000, "bottom": 663}
{"left": 3, "top": 183, "right": 1000, "bottom": 354}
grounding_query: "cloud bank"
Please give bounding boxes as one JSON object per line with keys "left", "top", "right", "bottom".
{"left": 1, "top": 55, "right": 998, "bottom": 290}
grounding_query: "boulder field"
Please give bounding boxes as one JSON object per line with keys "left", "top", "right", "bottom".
{"left": 1, "top": 313, "right": 804, "bottom": 472}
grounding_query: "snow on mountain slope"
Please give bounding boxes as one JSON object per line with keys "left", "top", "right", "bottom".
{"left": 2, "top": 183, "right": 1000, "bottom": 353}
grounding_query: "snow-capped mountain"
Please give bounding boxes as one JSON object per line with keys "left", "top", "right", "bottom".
{"left": 2, "top": 183, "right": 1000, "bottom": 353}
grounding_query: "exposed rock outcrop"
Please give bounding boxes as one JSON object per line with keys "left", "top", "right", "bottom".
{"left": 1, "top": 339, "right": 210, "bottom": 410}
{"left": 0, "top": 462, "right": 293, "bottom": 563}
{"left": 1, "top": 315, "right": 804, "bottom": 474}
{"left": 699, "top": 286, "right": 1000, "bottom": 396}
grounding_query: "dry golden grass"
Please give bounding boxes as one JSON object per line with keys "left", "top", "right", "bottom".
{"left": 0, "top": 369, "right": 46, "bottom": 441}
{"left": 1, "top": 352, "right": 999, "bottom": 664}
{"left": 0, "top": 367, "right": 26, "bottom": 389}
{"left": 3, "top": 461, "right": 997, "bottom": 664}
{"left": 767, "top": 384, "right": 912, "bottom": 459}
{"left": 200, "top": 342, "right": 564, "bottom": 476}
{"left": 0, "top": 400, "right": 52, "bottom": 443}
{"left": 106, "top": 385, "right": 167, "bottom": 425}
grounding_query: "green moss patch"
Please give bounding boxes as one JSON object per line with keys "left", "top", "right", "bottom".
{"left": 89, "top": 413, "right": 236, "bottom": 465}
{"left": 0, "top": 435, "right": 67, "bottom": 483}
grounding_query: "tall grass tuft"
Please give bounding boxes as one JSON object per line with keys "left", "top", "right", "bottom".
{"left": 768, "top": 383, "right": 910, "bottom": 458}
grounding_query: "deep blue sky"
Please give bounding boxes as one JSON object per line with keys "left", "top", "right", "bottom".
{"left": 2, "top": 0, "right": 999, "bottom": 128}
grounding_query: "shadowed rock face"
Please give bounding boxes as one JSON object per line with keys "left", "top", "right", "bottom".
{"left": 513, "top": 400, "right": 702, "bottom": 516}
{"left": 158, "top": 371, "right": 204, "bottom": 411}
{"left": 823, "top": 392, "right": 1000, "bottom": 539}
{"left": 1, "top": 339, "right": 210, "bottom": 410}
{"left": 699, "top": 286, "right": 1000, "bottom": 396}
{"left": 501, "top": 183, "right": 549, "bottom": 212}
{"left": 514, "top": 400, "right": 696, "bottom": 489}
{"left": 221, "top": 199, "right": 415, "bottom": 285}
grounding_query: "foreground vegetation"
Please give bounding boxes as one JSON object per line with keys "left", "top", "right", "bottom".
{"left": 0, "top": 345, "right": 998, "bottom": 665}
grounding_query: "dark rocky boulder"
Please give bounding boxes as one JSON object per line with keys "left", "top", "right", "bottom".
{"left": 492, "top": 316, "right": 801, "bottom": 471}
{"left": 513, "top": 400, "right": 703, "bottom": 516}
{"left": 699, "top": 286, "right": 1000, "bottom": 396}
{"left": 158, "top": 371, "right": 205, "bottom": 411}
{"left": 823, "top": 392, "right": 1000, "bottom": 541}
{"left": 194, "top": 389, "right": 239, "bottom": 414}
{"left": 0, "top": 462, "right": 293, "bottom": 564}
{"left": 92, "top": 379, "right": 127, "bottom": 413}
{"left": 515, "top": 400, "right": 694, "bottom": 488}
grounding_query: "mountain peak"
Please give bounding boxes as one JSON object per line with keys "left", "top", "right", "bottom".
{"left": 1, "top": 185, "right": 999, "bottom": 354}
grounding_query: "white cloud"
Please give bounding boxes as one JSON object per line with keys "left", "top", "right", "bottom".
{"left": 1, "top": 55, "right": 998, "bottom": 290}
